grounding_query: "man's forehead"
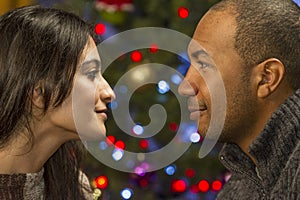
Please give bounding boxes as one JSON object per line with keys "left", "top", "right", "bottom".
{"left": 188, "top": 10, "right": 237, "bottom": 56}
{"left": 187, "top": 41, "right": 209, "bottom": 57}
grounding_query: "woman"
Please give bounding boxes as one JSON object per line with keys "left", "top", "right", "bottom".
{"left": 0, "top": 5, "right": 115, "bottom": 200}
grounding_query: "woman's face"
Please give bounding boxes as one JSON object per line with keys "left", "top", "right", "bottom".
{"left": 48, "top": 38, "right": 115, "bottom": 141}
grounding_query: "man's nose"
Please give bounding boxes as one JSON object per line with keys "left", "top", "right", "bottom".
{"left": 178, "top": 76, "right": 197, "bottom": 97}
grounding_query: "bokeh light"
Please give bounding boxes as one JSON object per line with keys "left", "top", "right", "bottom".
{"left": 134, "top": 166, "right": 146, "bottom": 176}
{"left": 121, "top": 188, "right": 133, "bottom": 199}
{"left": 112, "top": 149, "right": 124, "bottom": 161}
{"left": 165, "top": 165, "right": 176, "bottom": 176}
{"left": 171, "top": 179, "right": 187, "bottom": 193}
{"left": 109, "top": 101, "right": 118, "bottom": 110}
{"left": 178, "top": 7, "right": 189, "bottom": 18}
{"left": 169, "top": 122, "right": 178, "bottom": 132}
{"left": 198, "top": 179, "right": 210, "bottom": 193}
{"left": 139, "top": 179, "right": 149, "bottom": 187}
{"left": 95, "top": 175, "right": 108, "bottom": 189}
{"left": 171, "top": 74, "right": 182, "bottom": 85}
{"left": 115, "top": 140, "right": 126, "bottom": 150}
{"left": 190, "top": 184, "right": 199, "bottom": 193}
{"left": 211, "top": 180, "right": 223, "bottom": 191}
{"left": 139, "top": 139, "right": 149, "bottom": 149}
{"left": 157, "top": 80, "right": 170, "bottom": 94}
{"left": 185, "top": 168, "right": 195, "bottom": 178}
{"left": 149, "top": 44, "right": 158, "bottom": 53}
{"left": 99, "top": 141, "right": 108, "bottom": 150}
{"left": 190, "top": 132, "right": 201, "bottom": 143}
{"left": 119, "top": 85, "right": 128, "bottom": 94}
{"left": 130, "top": 50, "right": 142, "bottom": 62}
{"left": 133, "top": 125, "right": 144, "bottom": 135}
{"left": 95, "top": 23, "right": 106, "bottom": 35}
{"left": 106, "top": 135, "right": 116, "bottom": 145}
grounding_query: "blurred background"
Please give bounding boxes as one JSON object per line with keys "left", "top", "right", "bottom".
{"left": 1, "top": 0, "right": 227, "bottom": 199}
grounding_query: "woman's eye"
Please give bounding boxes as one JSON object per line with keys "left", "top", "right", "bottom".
{"left": 86, "top": 70, "right": 100, "bottom": 81}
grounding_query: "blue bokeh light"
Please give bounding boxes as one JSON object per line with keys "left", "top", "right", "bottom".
{"left": 112, "top": 149, "right": 124, "bottom": 161}
{"left": 157, "top": 80, "right": 170, "bottom": 94}
{"left": 133, "top": 125, "right": 144, "bottom": 135}
{"left": 119, "top": 85, "right": 128, "bottom": 94}
{"left": 165, "top": 164, "right": 176, "bottom": 176}
{"left": 190, "top": 132, "right": 201, "bottom": 143}
{"left": 121, "top": 188, "right": 133, "bottom": 199}
{"left": 99, "top": 141, "right": 108, "bottom": 150}
{"left": 108, "top": 101, "right": 118, "bottom": 110}
{"left": 171, "top": 74, "right": 182, "bottom": 85}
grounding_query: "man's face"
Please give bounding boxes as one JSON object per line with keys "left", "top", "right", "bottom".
{"left": 179, "top": 9, "right": 258, "bottom": 143}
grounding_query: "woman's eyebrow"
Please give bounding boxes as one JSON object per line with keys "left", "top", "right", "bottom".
{"left": 81, "top": 59, "right": 101, "bottom": 70}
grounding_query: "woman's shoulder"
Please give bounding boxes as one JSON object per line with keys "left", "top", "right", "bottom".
{"left": 0, "top": 168, "right": 45, "bottom": 200}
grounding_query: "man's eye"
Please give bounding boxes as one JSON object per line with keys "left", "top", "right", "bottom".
{"left": 197, "top": 61, "right": 210, "bottom": 70}
{"left": 86, "top": 70, "right": 100, "bottom": 81}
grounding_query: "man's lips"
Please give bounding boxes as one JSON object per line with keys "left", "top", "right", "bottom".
{"left": 188, "top": 105, "right": 207, "bottom": 121}
{"left": 188, "top": 106, "right": 207, "bottom": 112}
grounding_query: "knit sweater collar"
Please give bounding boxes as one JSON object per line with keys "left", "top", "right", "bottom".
{"left": 0, "top": 168, "right": 44, "bottom": 200}
{"left": 220, "top": 89, "right": 300, "bottom": 189}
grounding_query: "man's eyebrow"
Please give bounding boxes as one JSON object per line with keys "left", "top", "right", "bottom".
{"left": 191, "top": 50, "right": 210, "bottom": 60}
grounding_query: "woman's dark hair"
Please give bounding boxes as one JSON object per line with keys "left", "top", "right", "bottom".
{"left": 0, "top": 5, "right": 94, "bottom": 199}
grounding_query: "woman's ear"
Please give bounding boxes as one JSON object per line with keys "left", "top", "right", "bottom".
{"left": 32, "top": 83, "right": 45, "bottom": 109}
{"left": 254, "top": 58, "right": 285, "bottom": 98}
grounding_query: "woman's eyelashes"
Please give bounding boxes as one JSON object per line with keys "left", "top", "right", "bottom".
{"left": 86, "top": 69, "right": 100, "bottom": 81}
{"left": 81, "top": 59, "right": 101, "bottom": 81}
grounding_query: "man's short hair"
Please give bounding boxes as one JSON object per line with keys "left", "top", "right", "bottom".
{"left": 212, "top": 0, "right": 300, "bottom": 90}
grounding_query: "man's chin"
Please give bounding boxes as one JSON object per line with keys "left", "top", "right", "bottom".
{"left": 197, "top": 127, "right": 208, "bottom": 138}
{"left": 197, "top": 126, "right": 227, "bottom": 143}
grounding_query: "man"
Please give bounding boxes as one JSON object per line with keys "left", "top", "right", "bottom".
{"left": 178, "top": 0, "right": 300, "bottom": 199}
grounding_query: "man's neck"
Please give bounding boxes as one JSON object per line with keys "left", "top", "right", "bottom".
{"left": 236, "top": 100, "right": 284, "bottom": 165}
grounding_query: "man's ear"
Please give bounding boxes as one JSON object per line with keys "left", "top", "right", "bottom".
{"left": 32, "top": 83, "right": 45, "bottom": 109}
{"left": 254, "top": 58, "right": 285, "bottom": 98}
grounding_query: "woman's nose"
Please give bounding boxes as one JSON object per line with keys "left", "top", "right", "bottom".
{"left": 99, "top": 78, "right": 116, "bottom": 103}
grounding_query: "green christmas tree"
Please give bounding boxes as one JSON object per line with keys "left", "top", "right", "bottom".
{"left": 52, "top": 0, "right": 225, "bottom": 199}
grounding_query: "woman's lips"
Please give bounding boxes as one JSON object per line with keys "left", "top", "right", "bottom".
{"left": 96, "top": 112, "right": 107, "bottom": 120}
{"left": 95, "top": 108, "right": 108, "bottom": 120}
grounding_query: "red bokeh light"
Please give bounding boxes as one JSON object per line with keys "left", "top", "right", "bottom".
{"left": 106, "top": 135, "right": 116, "bottom": 145}
{"left": 190, "top": 184, "right": 199, "bottom": 193}
{"left": 198, "top": 180, "right": 210, "bottom": 193}
{"left": 95, "top": 175, "right": 108, "bottom": 189}
{"left": 115, "top": 140, "right": 125, "bottom": 150}
{"left": 95, "top": 23, "right": 106, "bottom": 35}
{"left": 185, "top": 168, "right": 196, "bottom": 178}
{"left": 211, "top": 180, "right": 223, "bottom": 191}
{"left": 139, "top": 139, "right": 149, "bottom": 149}
{"left": 178, "top": 7, "right": 189, "bottom": 19}
{"left": 171, "top": 179, "right": 187, "bottom": 193}
{"left": 139, "top": 179, "right": 149, "bottom": 187}
{"left": 130, "top": 50, "right": 142, "bottom": 62}
{"left": 169, "top": 122, "right": 178, "bottom": 132}
{"left": 149, "top": 44, "right": 158, "bottom": 53}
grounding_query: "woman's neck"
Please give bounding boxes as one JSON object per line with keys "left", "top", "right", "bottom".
{"left": 0, "top": 119, "right": 79, "bottom": 174}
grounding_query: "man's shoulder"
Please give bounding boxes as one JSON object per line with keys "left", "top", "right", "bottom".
{"left": 216, "top": 174, "right": 261, "bottom": 200}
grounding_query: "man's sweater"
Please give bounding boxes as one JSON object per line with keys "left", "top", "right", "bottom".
{"left": 217, "top": 89, "right": 300, "bottom": 200}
